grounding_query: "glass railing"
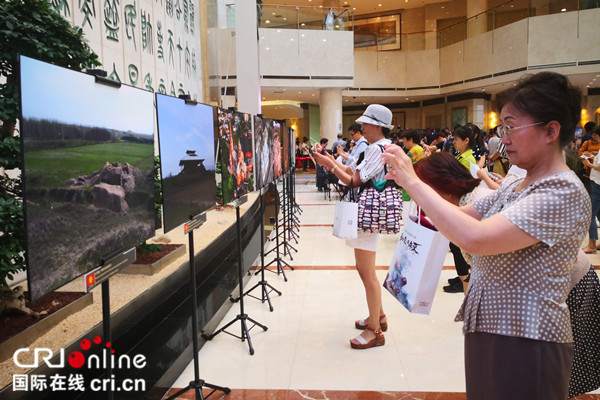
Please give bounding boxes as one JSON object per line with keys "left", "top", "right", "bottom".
{"left": 259, "top": 4, "right": 353, "bottom": 31}
{"left": 259, "top": 0, "right": 599, "bottom": 52}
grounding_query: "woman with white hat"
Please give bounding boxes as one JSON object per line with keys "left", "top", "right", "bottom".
{"left": 313, "top": 104, "right": 395, "bottom": 349}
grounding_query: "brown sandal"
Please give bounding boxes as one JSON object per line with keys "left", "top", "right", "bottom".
{"left": 350, "top": 327, "right": 385, "bottom": 350}
{"left": 355, "top": 314, "right": 388, "bottom": 332}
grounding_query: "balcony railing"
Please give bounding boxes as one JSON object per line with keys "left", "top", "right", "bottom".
{"left": 259, "top": 4, "right": 353, "bottom": 31}
{"left": 258, "top": 0, "right": 599, "bottom": 52}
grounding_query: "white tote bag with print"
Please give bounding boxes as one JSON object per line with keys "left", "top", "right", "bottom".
{"left": 383, "top": 206, "right": 449, "bottom": 314}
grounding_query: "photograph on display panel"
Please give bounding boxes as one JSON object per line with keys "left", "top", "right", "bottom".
{"left": 253, "top": 115, "right": 275, "bottom": 189}
{"left": 273, "top": 120, "right": 282, "bottom": 180}
{"left": 282, "top": 123, "right": 290, "bottom": 174}
{"left": 156, "top": 94, "right": 217, "bottom": 233}
{"left": 216, "top": 109, "right": 254, "bottom": 204}
{"left": 19, "top": 56, "right": 156, "bottom": 303}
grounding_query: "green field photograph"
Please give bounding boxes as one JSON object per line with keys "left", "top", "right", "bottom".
{"left": 19, "top": 56, "right": 155, "bottom": 302}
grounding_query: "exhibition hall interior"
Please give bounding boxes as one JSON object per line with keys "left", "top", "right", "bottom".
{"left": 1, "top": 0, "right": 599, "bottom": 399}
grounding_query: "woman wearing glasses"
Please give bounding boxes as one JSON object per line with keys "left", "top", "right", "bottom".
{"left": 382, "top": 72, "right": 589, "bottom": 400}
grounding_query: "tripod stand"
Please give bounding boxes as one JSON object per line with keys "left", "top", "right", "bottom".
{"left": 236, "top": 187, "right": 281, "bottom": 311}
{"left": 262, "top": 181, "right": 294, "bottom": 281}
{"left": 166, "top": 213, "right": 230, "bottom": 400}
{"left": 202, "top": 196, "right": 268, "bottom": 355}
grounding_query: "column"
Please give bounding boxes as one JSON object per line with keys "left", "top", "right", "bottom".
{"left": 319, "top": 88, "right": 343, "bottom": 145}
{"left": 234, "top": 0, "right": 260, "bottom": 115}
{"left": 467, "top": 0, "right": 488, "bottom": 38}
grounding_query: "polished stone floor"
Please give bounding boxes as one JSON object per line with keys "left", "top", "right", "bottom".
{"left": 166, "top": 172, "right": 600, "bottom": 400}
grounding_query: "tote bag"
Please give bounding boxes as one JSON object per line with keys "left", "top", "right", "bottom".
{"left": 357, "top": 183, "right": 402, "bottom": 234}
{"left": 332, "top": 200, "right": 358, "bottom": 239}
{"left": 333, "top": 179, "right": 358, "bottom": 239}
{"left": 383, "top": 206, "right": 449, "bottom": 314}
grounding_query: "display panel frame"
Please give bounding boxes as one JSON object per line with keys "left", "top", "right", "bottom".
{"left": 19, "top": 55, "right": 156, "bottom": 302}
{"left": 155, "top": 93, "right": 217, "bottom": 234}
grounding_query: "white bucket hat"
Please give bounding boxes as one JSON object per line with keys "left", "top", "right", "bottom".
{"left": 355, "top": 104, "right": 394, "bottom": 129}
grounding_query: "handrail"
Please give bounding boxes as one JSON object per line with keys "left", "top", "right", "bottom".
{"left": 257, "top": 0, "right": 599, "bottom": 51}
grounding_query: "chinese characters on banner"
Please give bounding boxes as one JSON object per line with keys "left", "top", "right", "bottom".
{"left": 49, "top": 0, "right": 200, "bottom": 99}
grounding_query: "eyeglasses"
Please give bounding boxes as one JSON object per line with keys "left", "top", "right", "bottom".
{"left": 498, "top": 121, "right": 545, "bottom": 138}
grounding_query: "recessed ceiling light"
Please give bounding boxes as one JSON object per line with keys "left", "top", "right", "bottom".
{"left": 378, "top": 3, "right": 382, "bottom": 6}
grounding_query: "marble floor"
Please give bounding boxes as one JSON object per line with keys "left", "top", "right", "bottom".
{"left": 165, "top": 172, "right": 600, "bottom": 400}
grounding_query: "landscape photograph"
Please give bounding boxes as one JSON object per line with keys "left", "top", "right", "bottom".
{"left": 156, "top": 94, "right": 217, "bottom": 233}
{"left": 19, "top": 56, "right": 156, "bottom": 302}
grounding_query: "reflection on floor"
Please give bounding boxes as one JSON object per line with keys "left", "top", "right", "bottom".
{"left": 166, "top": 172, "right": 600, "bottom": 400}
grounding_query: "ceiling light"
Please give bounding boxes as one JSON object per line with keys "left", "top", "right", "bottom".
{"left": 561, "top": 8, "right": 567, "bottom": 11}
{"left": 301, "top": 23, "right": 305, "bottom": 26}
{"left": 265, "top": 20, "right": 271, "bottom": 24}
{"left": 378, "top": 3, "right": 382, "bottom": 6}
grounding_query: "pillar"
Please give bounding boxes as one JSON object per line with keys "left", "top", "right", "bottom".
{"left": 467, "top": 0, "right": 488, "bottom": 38}
{"left": 234, "top": 0, "right": 260, "bottom": 115}
{"left": 319, "top": 88, "right": 343, "bottom": 145}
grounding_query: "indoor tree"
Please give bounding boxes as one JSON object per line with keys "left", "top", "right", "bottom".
{"left": 0, "top": 0, "right": 99, "bottom": 290}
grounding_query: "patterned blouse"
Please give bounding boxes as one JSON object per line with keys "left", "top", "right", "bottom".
{"left": 455, "top": 171, "right": 591, "bottom": 343}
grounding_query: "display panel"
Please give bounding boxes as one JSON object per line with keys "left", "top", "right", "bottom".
{"left": 216, "top": 109, "right": 254, "bottom": 204}
{"left": 253, "top": 115, "right": 274, "bottom": 189}
{"left": 273, "top": 120, "right": 282, "bottom": 180}
{"left": 19, "top": 56, "right": 156, "bottom": 302}
{"left": 156, "top": 94, "right": 217, "bottom": 233}
{"left": 282, "top": 122, "right": 290, "bottom": 174}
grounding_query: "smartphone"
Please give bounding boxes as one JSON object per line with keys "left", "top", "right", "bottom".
{"left": 487, "top": 170, "right": 498, "bottom": 180}
{"left": 580, "top": 155, "right": 589, "bottom": 159}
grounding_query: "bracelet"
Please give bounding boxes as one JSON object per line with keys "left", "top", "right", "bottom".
{"left": 331, "top": 165, "right": 337, "bottom": 173}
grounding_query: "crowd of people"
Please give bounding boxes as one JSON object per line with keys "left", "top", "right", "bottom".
{"left": 308, "top": 71, "right": 600, "bottom": 400}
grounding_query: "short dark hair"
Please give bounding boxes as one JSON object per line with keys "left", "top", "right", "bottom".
{"left": 585, "top": 121, "right": 596, "bottom": 133}
{"left": 400, "top": 129, "right": 421, "bottom": 143}
{"left": 453, "top": 126, "right": 475, "bottom": 149}
{"left": 320, "top": 138, "right": 329, "bottom": 145}
{"left": 348, "top": 123, "right": 362, "bottom": 134}
{"left": 496, "top": 71, "right": 581, "bottom": 148}
{"left": 414, "top": 152, "right": 480, "bottom": 197}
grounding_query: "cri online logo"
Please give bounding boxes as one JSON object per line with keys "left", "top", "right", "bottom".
{"left": 13, "top": 336, "right": 146, "bottom": 370}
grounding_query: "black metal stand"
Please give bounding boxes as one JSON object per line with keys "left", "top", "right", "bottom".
{"left": 263, "top": 182, "right": 294, "bottom": 281}
{"left": 101, "top": 281, "right": 113, "bottom": 400}
{"left": 236, "top": 188, "right": 281, "bottom": 311}
{"left": 202, "top": 198, "right": 268, "bottom": 355}
{"left": 278, "top": 173, "right": 297, "bottom": 258}
{"left": 166, "top": 213, "right": 230, "bottom": 400}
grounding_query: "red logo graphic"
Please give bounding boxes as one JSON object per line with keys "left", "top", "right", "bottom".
{"left": 68, "top": 336, "right": 113, "bottom": 369}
